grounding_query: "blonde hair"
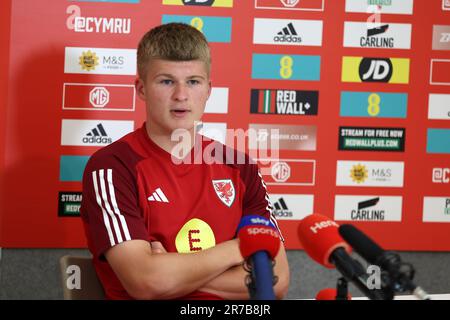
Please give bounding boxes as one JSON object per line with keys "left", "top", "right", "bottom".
{"left": 137, "top": 23, "right": 211, "bottom": 80}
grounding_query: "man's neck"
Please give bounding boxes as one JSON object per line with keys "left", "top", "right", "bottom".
{"left": 145, "top": 122, "right": 196, "bottom": 158}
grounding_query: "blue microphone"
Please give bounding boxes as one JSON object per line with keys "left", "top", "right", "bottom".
{"left": 236, "top": 215, "right": 280, "bottom": 300}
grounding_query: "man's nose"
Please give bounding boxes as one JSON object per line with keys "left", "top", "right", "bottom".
{"left": 172, "top": 83, "right": 188, "bottom": 101}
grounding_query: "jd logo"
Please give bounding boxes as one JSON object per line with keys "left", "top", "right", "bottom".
{"left": 182, "top": 0, "right": 215, "bottom": 5}
{"left": 359, "top": 58, "right": 393, "bottom": 82}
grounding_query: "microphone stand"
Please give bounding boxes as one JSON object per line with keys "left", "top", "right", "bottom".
{"left": 338, "top": 224, "right": 431, "bottom": 300}
{"left": 376, "top": 251, "right": 430, "bottom": 300}
{"left": 331, "top": 248, "right": 389, "bottom": 300}
{"left": 336, "top": 277, "right": 349, "bottom": 300}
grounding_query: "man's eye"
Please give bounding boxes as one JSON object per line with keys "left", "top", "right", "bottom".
{"left": 160, "top": 79, "right": 173, "bottom": 85}
{"left": 188, "top": 79, "right": 200, "bottom": 85}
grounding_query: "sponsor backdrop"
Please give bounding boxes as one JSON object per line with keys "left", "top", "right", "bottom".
{"left": 1, "top": 0, "right": 449, "bottom": 250}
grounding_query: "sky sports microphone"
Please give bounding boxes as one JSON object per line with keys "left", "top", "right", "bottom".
{"left": 298, "top": 214, "right": 387, "bottom": 300}
{"left": 237, "top": 215, "right": 281, "bottom": 300}
{"left": 339, "top": 224, "right": 430, "bottom": 300}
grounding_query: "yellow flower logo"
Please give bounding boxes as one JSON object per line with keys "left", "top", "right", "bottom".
{"left": 350, "top": 164, "right": 368, "bottom": 183}
{"left": 79, "top": 50, "right": 99, "bottom": 71}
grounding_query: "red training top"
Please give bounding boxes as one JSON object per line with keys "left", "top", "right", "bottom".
{"left": 80, "top": 123, "right": 280, "bottom": 300}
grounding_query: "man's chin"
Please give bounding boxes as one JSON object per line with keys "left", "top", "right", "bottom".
{"left": 168, "top": 124, "right": 196, "bottom": 135}
{"left": 175, "top": 118, "right": 202, "bottom": 131}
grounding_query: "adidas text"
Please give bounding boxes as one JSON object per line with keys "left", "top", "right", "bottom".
{"left": 274, "top": 35, "right": 302, "bottom": 43}
{"left": 82, "top": 136, "right": 112, "bottom": 144}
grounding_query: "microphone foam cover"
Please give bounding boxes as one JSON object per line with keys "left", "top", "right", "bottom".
{"left": 298, "top": 214, "right": 351, "bottom": 268}
{"left": 338, "top": 224, "right": 383, "bottom": 264}
{"left": 238, "top": 225, "right": 280, "bottom": 259}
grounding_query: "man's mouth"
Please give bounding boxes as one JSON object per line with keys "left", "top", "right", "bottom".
{"left": 170, "top": 108, "right": 191, "bottom": 117}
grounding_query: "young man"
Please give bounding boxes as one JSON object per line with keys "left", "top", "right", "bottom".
{"left": 80, "top": 23, "right": 290, "bottom": 300}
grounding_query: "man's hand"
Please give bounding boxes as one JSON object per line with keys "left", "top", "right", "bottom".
{"left": 151, "top": 241, "right": 167, "bottom": 254}
{"left": 199, "top": 241, "right": 290, "bottom": 300}
{"left": 105, "top": 238, "right": 243, "bottom": 300}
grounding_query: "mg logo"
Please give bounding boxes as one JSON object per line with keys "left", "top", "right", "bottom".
{"left": 444, "top": 0, "right": 450, "bottom": 10}
{"left": 271, "top": 162, "right": 291, "bottom": 183}
{"left": 90, "top": 87, "right": 110, "bottom": 108}
{"left": 280, "top": 0, "right": 299, "bottom": 7}
{"left": 359, "top": 58, "right": 393, "bottom": 82}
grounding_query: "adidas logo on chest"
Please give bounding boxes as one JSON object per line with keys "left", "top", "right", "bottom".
{"left": 148, "top": 188, "right": 169, "bottom": 203}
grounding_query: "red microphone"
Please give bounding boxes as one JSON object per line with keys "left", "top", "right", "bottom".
{"left": 238, "top": 225, "right": 280, "bottom": 260}
{"left": 316, "top": 288, "right": 352, "bottom": 300}
{"left": 297, "top": 213, "right": 351, "bottom": 268}
{"left": 298, "top": 214, "right": 387, "bottom": 300}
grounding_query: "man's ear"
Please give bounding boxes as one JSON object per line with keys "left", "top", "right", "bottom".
{"left": 135, "top": 78, "right": 146, "bottom": 101}
{"left": 207, "top": 80, "right": 212, "bottom": 99}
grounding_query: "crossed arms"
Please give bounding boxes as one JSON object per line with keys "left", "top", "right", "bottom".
{"left": 105, "top": 238, "right": 290, "bottom": 300}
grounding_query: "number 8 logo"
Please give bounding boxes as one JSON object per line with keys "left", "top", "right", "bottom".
{"left": 280, "top": 56, "right": 293, "bottom": 79}
{"left": 190, "top": 17, "right": 204, "bottom": 32}
{"left": 367, "top": 93, "right": 381, "bottom": 116}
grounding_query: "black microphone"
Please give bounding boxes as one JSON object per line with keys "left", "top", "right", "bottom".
{"left": 339, "top": 224, "right": 430, "bottom": 300}
{"left": 298, "top": 214, "right": 388, "bottom": 300}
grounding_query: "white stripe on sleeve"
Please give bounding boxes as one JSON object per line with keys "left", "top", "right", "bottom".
{"left": 107, "top": 169, "right": 131, "bottom": 241}
{"left": 92, "top": 171, "right": 116, "bottom": 247}
{"left": 99, "top": 169, "right": 124, "bottom": 243}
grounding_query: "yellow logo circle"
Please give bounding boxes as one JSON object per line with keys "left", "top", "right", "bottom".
{"left": 350, "top": 164, "right": 368, "bottom": 183}
{"left": 175, "top": 218, "right": 216, "bottom": 253}
{"left": 79, "top": 50, "right": 99, "bottom": 71}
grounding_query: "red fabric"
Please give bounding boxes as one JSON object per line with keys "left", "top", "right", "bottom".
{"left": 297, "top": 214, "right": 352, "bottom": 268}
{"left": 238, "top": 225, "right": 280, "bottom": 259}
{"left": 80, "top": 123, "right": 276, "bottom": 300}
